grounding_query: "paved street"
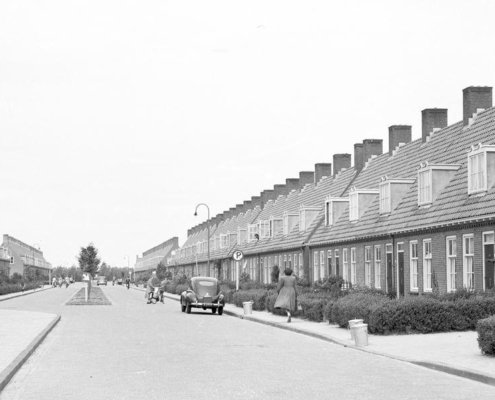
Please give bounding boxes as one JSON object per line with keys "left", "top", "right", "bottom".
{"left": 1, "top": 285, "right": 494, "bottom": 400}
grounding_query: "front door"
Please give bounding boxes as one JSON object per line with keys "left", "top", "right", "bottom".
{"left": 397, "top": 243, "right": 405, "bottom": 296}
{"left": 485, "top": 244, "right": 495, "bottom": 290}
{"left": 386, "top": 245, "right": 393, "bottom": 294}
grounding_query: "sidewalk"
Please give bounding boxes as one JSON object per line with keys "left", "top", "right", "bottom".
{"left": 0, "top": 309, "right": 60, "bottom": 391}
{"left": 0, "top": 285, "right": 53, "bottom": 303}
{"left": 156, "top": 288, "right": 495, "bottom": 386}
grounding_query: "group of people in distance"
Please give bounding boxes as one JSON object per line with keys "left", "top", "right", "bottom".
{"left": 52, "top": 276, "right": 73, "bottom": 288}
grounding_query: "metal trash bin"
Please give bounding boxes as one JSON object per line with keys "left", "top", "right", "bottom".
{"left": 243, "top": 301, "right": 253, "bottom": 315}
{"left": 351, "top": 323, "right": 369, "bottom": 346}
{"left": 348, "top": 319, "right": 364, "bottom": 340}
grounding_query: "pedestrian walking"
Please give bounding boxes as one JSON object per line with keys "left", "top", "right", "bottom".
{"left": 274, "top": 268, "right": 297, "bottom": 323}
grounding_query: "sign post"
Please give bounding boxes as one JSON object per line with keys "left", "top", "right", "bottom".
{"left": 232, "top": 250, "right": 244, "bottom": 291}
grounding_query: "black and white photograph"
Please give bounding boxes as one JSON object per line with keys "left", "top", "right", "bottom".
{"left": 1, "top": 1, "right": 495, "bottom": 399}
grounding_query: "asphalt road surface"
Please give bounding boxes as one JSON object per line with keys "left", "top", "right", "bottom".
{"left": 1, "top": 284, "right": 494, "bottom": 400}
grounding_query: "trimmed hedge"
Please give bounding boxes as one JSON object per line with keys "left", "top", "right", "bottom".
{"left": 298, "top": 293, "right": 330, "bottom": 322}
{"left": 369, "top": 296, "right": 495, "bottom": 334}
{"left": 327, "top": 292, "right": 389, "bottom": 328}
{"left": 233, "top": 289, "right": 269, "bottom": 311}
{"left": 0, "top": 282, "right": 44, "bottom": 296}
{"left": 477, "top": 316, "right": 495, "bottom": 355}
{"left": 265, "top": 291, "right": 288, "bottom": 316}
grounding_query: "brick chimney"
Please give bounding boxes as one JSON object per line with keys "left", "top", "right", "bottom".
{"left": 421, "top": 109, "right": 447, "bottom": 142}
{"left": 314, "top": 163, "right": 332, "bottom": 184}
{"left": 333, "top": 154, "right": 351, "bottom": 176}
{"left": 285, "top": 178, "right": 300, "bottom": 192}
{"left": 299, "top": 171, "right": 315, "bottom": 187}
{"left": 260, "top": 190, "right": 276, "bottom": 207}
{"left": 235, "top": 203, "right": 244, "bottom": 215}
{"left": 363, "top": 139, "right": 383, "bottom": 165}
{"left": 463, "top": 86, "right": 492, "bottom": 126}
{"left": 389, "top": 125, "right": 412, "bottom": 154}
{"left": 242, "top": 200, "right": 252, "bottom": 213}
{"left": 354, "top": 143, "right": 364, "bottom": 171}
{"left": 273, "top": 184, "right": 287, "bottom": 198}
{"left": 251, "top": 196, "right": 262, "bottom": 208}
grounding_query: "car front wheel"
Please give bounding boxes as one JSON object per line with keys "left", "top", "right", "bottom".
{"left": 186, "top": 303, "right": 192, "bottom": 314}
{"left": 211, "top": 307, "right": 217, "bottom": 314}
{"left": 218, "top": 306, "right": 224, "bottom": 315}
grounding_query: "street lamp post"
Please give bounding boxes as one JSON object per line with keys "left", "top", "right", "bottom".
{"left": 194, "top": 203, "right": 210, "bottom": 277}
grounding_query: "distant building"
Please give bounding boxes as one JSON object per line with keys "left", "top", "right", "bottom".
{"left": 134, "top": 237, "right": 179, "bottom": 279}
{"left": 0, "top": 234, "right": 52, "bottom": 279}
{"left": 170, "top": 85, "right": 495, "bottom": 296}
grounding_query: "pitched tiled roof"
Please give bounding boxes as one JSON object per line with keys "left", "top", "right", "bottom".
{"left": 309, "top": 108, "right": 495, "bottom": 246}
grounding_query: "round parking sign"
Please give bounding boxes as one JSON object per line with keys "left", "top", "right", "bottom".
{"left": 232, "top": 250, "right": 244, "bottom": 261}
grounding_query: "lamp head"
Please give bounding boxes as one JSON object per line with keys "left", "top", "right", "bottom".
{"left": 194, "top": 211, "right": 197, "bottom": 216}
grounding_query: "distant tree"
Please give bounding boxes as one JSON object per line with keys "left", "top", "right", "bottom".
{"left": 78, "top": 243, "right": 101, "bottom": 277}
{"left": 156, "top": 261, "right": 172, "bottom": 280}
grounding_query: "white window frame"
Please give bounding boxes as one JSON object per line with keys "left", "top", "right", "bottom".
{"left": 364, "top": 246, "right": 372, "bottom": 287}
{"left": 467, "top": 144, "right": 495, "bottom": 195}
{"left": 446, "top": 236, "right": 457, "bottom": 292}
{"left": 258, "top": 220, "right": 270, "bottom": 239}
{"left": 423, "top": 239, "right": 432, "bottom": 292}
{"left": 463, "top": 234, "right": 475, "bottom": 290}
{"left": 327, "top": 250, "right": 332, "bottom": 276}
{"left": 313, "top": 251, "right": 319, "bottom": 282}
{"left": 325, "top": 200, "right": 330, "bottom": 226}
{"left": 298, "top": 253, "right": 303, "bottom": 278}
{"left": 418, "top": 169, "right": 432, "bottom": 205}
{"left": 483, "top": 231, "right": 495, "bottom": 291}
{"left": 379, "top": 181, "right": 391, "bottom": 214}
{"left": 349, "top": 191, "right": 359, "bottom": 221}
{"left": 319, "top": 251, "right": 325, "bottom": 280}
{"left": 343, "top": 249, "right": 348, "bottom": 282}
{"left": 410, "top": 241, "right": 418, "bottom": 292}
{"left": 248, "top": 224, "right": 258, "bottom": 243}
{"left": 350, "top": 248, "right": 356, "bottom": 284}
{"left": 374, "top": 245, "right": 381, "bottom": 289}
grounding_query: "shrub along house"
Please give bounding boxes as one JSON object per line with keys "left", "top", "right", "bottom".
{"left": 309, "top": 86, "right": 495, "bottom": 296}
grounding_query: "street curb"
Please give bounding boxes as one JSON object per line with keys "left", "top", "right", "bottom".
{"left": 0, "top": 286, "right": 53, "bottom": 303}
{"left": 159, "top": 290, "right": 495, "bottom": 387}
{"left": 0, "top": 313, "right": 61, "bottom": 392}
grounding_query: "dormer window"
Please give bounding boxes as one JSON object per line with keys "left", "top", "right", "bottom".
{"left": 299, "top": 205, "right": 321, "bottom": 232}
{"left": 468, "top": 144, "right": 495, "bottom": 195}
{"left": 348, "top": 187, "right": 379, "bottom": 222}
{"left": 220, "top": 234, "right": 228, "bottom": 249}
{"left": 325, "top": 197, "right": 349, "bottom": 226}
{"left": 258, "top": 220, "right": 270, "bottom": 239}
{"left": 379, "top": 177, "right": 415, "bottom": 214}
{"left": 248, "top": 224, "right": 258, "bottom": 242}
{"left": 417, "top": 162, "right": 460, "bottom": 206}
{"left": 269, "top": 218, "right": 283, "bottom": 237}
{"left": 283, "top": 212, "right": 298, "bottom": 235}
{"left": 237, "top": 229, "right": 247, "bottom": 245}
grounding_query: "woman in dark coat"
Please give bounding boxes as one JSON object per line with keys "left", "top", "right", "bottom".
{"left": 274, "top": 268, "right": 297, "bottom": 322}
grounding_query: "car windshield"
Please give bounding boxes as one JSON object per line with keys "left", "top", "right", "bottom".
{"left": 194, "top": 280, "right": 217, "bottom": 298}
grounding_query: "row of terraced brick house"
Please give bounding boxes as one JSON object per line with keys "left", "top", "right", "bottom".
{"left": 158, "top": 86, "right": 495, "bottom": 297}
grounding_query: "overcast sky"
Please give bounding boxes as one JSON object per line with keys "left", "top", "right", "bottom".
{"left": 1, "top": 0, "right": 495, "bottom": 268}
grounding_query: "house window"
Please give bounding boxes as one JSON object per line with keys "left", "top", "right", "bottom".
{"left": 343, "top": 249, "right": 348, "bottom": 281}
{"left": 446, "top": 236, "right": 457, "bottom": 292}
{"left": 468, "top": 151, "right": 486, "bottom": 194}
{"left": 313, "top": 251, "right": 319, "bottom": 282}
{"left": 379, "top": 182, "right": 391, "bottom": 214}
{"left": 349, "top": 192, "right": 359, "bottom": 221}
{"left": 410, "top": 241, "right": 418, "bottom": 291}
{"left": 423, "top": 239, "right": 432, "bottom": 292}
{"left": 248, "top": 224, "right": 259, "bottom": 242}
{"left": 288, "top": 254, "right": 292, "bottom": 269}
{"left": 259, "top": 220, "right": 270, "bottom": 239}
{"left": 327, "top": 250, "right": 332, "bottom": 276}
{"left": 293, "top": 253, "right": 298, "bottom": 276}
{"left": 319, "top": 251, "right": 325, "bottom": 280}
{"left": 325, "top": 201, "right": 330, "bottom": 226}
{"left": 350, "top": 248, "right": 356, "bottom": 284}
{"left": 299, "top": 253, "right": 303, "bottom": 278}
{"left": 220, "top": 234, "right": 228, "bottom": 249}
{"left": 283, "top": 254, "right": 287, "bottom": 268}
{"left": 418, "top": 169, "right": 432, "bottom": 205}
{"left": 374, "top": 246, "right": 381, "bottom": 289}
{"left": 463, "top": 234, "right": 474, "bottom": 290}
{"left": 364, "top": 246, "right": 372, "bottom": 287}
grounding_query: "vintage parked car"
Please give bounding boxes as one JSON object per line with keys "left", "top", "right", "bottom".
{"left": 116, "top": 278, "right": 123, "bottom": 285}
{"left": 96, "top": 276, "right": 107, "bottom": 286}
{"left": 180, "top": 277, "right": 225, "bottom": 315}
